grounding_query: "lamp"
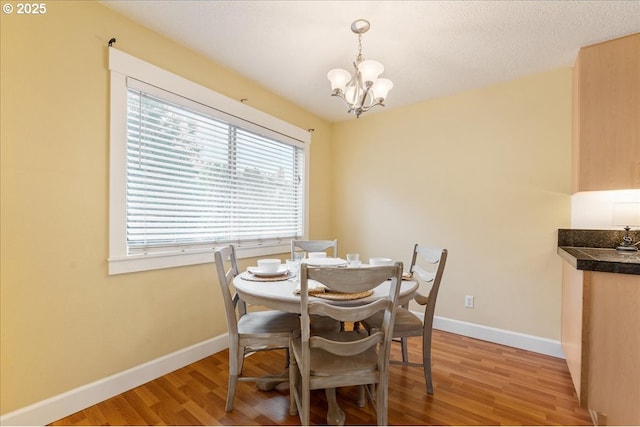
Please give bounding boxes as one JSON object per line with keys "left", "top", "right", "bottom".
{"left": 327, "top": 19, "right": 393, "bottom": 118}
{"left": 612, "top": 202, "right": 640, "bottom": 252}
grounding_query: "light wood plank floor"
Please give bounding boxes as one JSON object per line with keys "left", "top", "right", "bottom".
{"left": 51, "top": 330, "right": 592, "bottom": 425}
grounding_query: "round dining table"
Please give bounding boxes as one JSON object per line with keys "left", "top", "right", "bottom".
{"left": 233, "top": 270, "right": 418, "bottom": 314}
{"left": 232, "top": 264, "right": 418, "bottom": 426}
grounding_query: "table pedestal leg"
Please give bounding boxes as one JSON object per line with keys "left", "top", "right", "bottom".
{"left": 325, "top": 388, "right": 345, "bottom": 426}
{"left": 256, "top": 379, "right": 285, "bottom": 391}
{"left": 256, "top": 371, "right": 289, "bottom": 391}
{"left": 256, "top": 370, "right": 289, "bottom": 391}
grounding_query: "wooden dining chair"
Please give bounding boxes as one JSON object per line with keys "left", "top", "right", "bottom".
{"left": 214, "top": 245, "right": 300, "bottom": 411}
{"left": 291, "top": 239, "right": 343, "bottom": 333}
{"left": 363, "top": 244, "right": 448, "bottom": 395}
{"left": 289, "top": 262, "right": 403, "bottom": 425}
{"left": 291, "top": 239, "right": 338, "bottom": 258}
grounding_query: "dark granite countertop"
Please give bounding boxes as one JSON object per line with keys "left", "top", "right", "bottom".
{"left": 557, "top": 246, "right": 640, "bottom": 275}
{"left": 558, "top": 229, "right": 640, "bottom": 275}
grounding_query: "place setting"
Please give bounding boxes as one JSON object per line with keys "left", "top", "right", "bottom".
{"left": 241, "top": 259, "right": 290, "bottom": 282}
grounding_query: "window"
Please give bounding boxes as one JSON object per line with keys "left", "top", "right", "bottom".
{"left": 109, "top": 49, "right": 309, "bottom": 274}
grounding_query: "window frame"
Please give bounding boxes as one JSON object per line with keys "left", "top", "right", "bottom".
{"left": 108, "top": 48, "right": 310, "bottom": 275}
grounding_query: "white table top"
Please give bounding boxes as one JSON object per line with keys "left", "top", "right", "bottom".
{"left": 233, "top": 270, "right": 418, "bottom": 314}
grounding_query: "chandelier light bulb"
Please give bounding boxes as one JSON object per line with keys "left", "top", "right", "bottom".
{"left": 358, "top": 60, "right": 384, "bottom": 85}
{"left": 371, "top": 77, "right": 393, "bottom": 101}
{"left": 327, "top": 68, "right": 352, "bottom": 93}
{"left": 345, "top": 85, "right": 358, "bottom": 104}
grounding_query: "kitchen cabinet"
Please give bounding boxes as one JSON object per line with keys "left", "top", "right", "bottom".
{"left": 561, "top": 263, "right": 640, "bottom": 425}
{"left": 572, "top": 33, "right": 640, "bottom": 192}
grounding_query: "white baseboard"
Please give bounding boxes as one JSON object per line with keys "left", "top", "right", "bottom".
{"left": 433, "top": 315, "right": 565, "bottom": 359}
{"left": 0, "top": 334, "right": 229, "bottom": 426}
{"left": 1, "top": 318, "right": 564, "bottom": 426}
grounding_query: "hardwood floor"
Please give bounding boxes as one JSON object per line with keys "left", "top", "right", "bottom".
{"left": 50, "top": 330, "right": 592, "bottom": 425}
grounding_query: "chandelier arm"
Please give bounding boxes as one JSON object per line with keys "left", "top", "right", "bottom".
{"left": 331, "top": 91, "right": 357, "bottom": 111}
{"left": 333, "top": 82, "right": 385, "bottom": 116}
{"left": 360, "top": 100, "right": 385, "bottom": 113}
{"left": 360, "top": 83, "right": 374, "bottom": 106}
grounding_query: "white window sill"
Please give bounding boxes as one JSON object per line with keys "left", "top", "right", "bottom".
{"left": 108, "top": 243, "right": 290, "bottom": 275}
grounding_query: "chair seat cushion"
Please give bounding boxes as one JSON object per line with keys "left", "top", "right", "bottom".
{"left": 238, "top": 310, "right": 300, "bottom": 335}
{"left": 363, "top": 308, "right": 423, "bottom": 337}
{"left": 291, "top": 331, "right": 378, "bottom": 377}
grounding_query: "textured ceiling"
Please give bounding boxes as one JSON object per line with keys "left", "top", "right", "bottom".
{"left": 101, "top": 1, "right": 640, "bottom": 122}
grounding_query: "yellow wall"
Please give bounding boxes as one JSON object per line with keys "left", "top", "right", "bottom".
{"left": 330, "top": 68, "right": 572, "bottom": 338}
{"left": 1, "top": 0, "right": 573, "bottom": 416}
{"left": 0, "top": 1, "right": 331, "bottom": 413}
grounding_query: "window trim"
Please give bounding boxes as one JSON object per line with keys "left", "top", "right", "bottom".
{"left": 108, "top": 48, "right": 310, "bottom": 275}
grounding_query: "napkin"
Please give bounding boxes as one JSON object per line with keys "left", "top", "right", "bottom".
{"left": 293, "top": 280, "right": 327, "bottom": 295}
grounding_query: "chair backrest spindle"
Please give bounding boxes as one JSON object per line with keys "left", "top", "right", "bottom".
{"left": 215, "top": 245, "right": 242, "bottom": 335}
{"left": 410, "top": 244, "right": 448, "bottom": 328}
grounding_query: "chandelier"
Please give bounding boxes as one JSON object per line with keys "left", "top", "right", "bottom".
{"left": 327, "top": 19, "right": 393, "bottom": 118}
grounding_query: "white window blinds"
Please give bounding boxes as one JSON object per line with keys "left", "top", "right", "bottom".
{"left": 125, "top": 86, "right": 305, "bottom": 254}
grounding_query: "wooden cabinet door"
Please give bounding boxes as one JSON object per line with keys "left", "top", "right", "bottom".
{"left": 572, "top": 33, "right": 640, "bottom": 192}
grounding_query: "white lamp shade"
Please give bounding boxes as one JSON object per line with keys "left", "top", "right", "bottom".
{"left": 612, "top": 202, "right": 640, "bottom": 226}
{"left": 327, "top": 68, "right": 352, "bottom": 92}
{"left": 358, "top": 60, "right": 384, "bottom": 84}
{"left": 371, "top": 77, "right": 393, "bottom": 100}
{"left": 344, "top": 85, "right": 358, "bottom": 104}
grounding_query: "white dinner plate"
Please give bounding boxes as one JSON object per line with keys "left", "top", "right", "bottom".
{"left": 248, "top": 265, "right": 288, "bottom": 277}
{"left": 303, "top": 257, "right": 347, "bottom": 267}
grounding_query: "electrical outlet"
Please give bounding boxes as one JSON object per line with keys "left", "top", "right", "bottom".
{"left": 464, "top": 295, "right": 474, "bottom": 308}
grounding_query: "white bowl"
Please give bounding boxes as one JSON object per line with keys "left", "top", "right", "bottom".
{"left": 308, "top": 252, "right": 327, "bottom": 259}
{"left": 369, "top": 257, "right": 393, "bottom": 266}
{"left": 257, "top": 258, "right": 281, "bottom": 273}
